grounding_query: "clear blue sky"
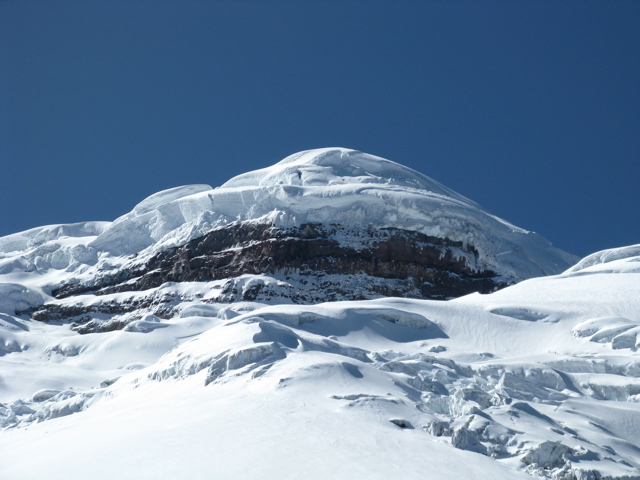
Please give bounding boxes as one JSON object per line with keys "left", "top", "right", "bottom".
{"left": 1, "top": 0, "right": 639, "bottom": 257}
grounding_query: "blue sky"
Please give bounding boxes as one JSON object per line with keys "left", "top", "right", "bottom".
{"left": 1, "top": 0, "right": 639, "bottom": 257}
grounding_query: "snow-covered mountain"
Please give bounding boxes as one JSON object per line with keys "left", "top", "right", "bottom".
{"left": 0, "top": 148, "right": 575, "bottom": 328}
{"left": 1, "top": 148, "right": 638, "bottom": 479}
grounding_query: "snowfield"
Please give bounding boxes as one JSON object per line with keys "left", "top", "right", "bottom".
{"left": 0, "top": 149, "right": 638, "bottom": 479}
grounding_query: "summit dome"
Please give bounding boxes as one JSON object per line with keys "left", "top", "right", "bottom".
{"left": 221, "top": 148, "right": 476, "bottom": 206}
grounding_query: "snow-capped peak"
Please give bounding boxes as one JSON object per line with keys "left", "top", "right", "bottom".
{"left": 221, "top": 148, "right": 477, "bottom": 206}
{"left": 111, "top": 148, "right": 575, "bottom": 279}
{"left": 1, "top": 149, "right": 638, "bottom": 480}
{"left": 0, "top": 148, "right": 577, "bottom": 283}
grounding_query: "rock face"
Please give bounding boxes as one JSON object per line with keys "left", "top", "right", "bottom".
{"left": 30, "top": 223, "right": 503, "bottom": 328}
{"left": 52, "top": 223, "right": 501, "bottom": 300}
{"left": 147, "top": 223, "right": 501, "bottom": 299}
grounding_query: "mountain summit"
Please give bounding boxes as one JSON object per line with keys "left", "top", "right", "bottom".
{"left": 2, "top": 149, "right": 639, "bottom": 480}
{"left": 89, "top": 147, "right": 574, "bottom": 275}
{"left": 0, "top": 148, "right": 575, "bottom": 328}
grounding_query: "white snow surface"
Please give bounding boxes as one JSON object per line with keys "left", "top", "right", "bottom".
{"left": 1, "top": 248, "right": 639, "bottom": 478}
{"left": 3, "top": 148, "right": 637, "bottom": 479}
{"left": 0, "top": 221, "right": 109, "bottom": 255}
{"left": 565, "top": 244, "right": 640, "bottom": 274}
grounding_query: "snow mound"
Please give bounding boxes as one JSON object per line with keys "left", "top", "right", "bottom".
{"left": 0, "top": 222, "right": 109, "bottom": 254}
{"left": 0, "top": 283, "right": 43, "bottom": 315}
{"left": 565, "top": 244, "right": 640, "bottom": 274}
{"left": 221, "top": 147, "right": 476, "bottom": 204}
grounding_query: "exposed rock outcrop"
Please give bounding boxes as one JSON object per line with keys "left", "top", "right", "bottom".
{"left": 53, "top": 223, "right": 502, "bottom": 300}
{"left": 28, "top": 223, "right": 504, "bottom": 328}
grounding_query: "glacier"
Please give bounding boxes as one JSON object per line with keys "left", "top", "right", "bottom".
{"left": 0, "top": 148, "right": 638, "bottom": 480}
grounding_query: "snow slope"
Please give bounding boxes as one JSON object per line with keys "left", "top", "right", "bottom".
{"left": 2, "top": 148, "right": 636, "bottom": 479}
{"left": 0, "top": 244, "right": 639, "bottom": 479}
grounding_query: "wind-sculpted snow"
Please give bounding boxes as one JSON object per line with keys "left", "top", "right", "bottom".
{"left": 571, "top": 316, "right": 640, "bottom": 352}
{"left": 565, "top": 244, "right": 640, "bottom": 274}
{"left": 0, "top": 150, "right": 637, "bottom": 479}
{"left": 0, "top": 221, "right": 109, "bottom": 255}
{"left": 1, "top": 245, "right": 639, "bottom": 479}
{"left": 220, "top": 147, "right": 476, "bottom": 203}
{"left": 0, "top": 283, "right": 43, "bottom": 315}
